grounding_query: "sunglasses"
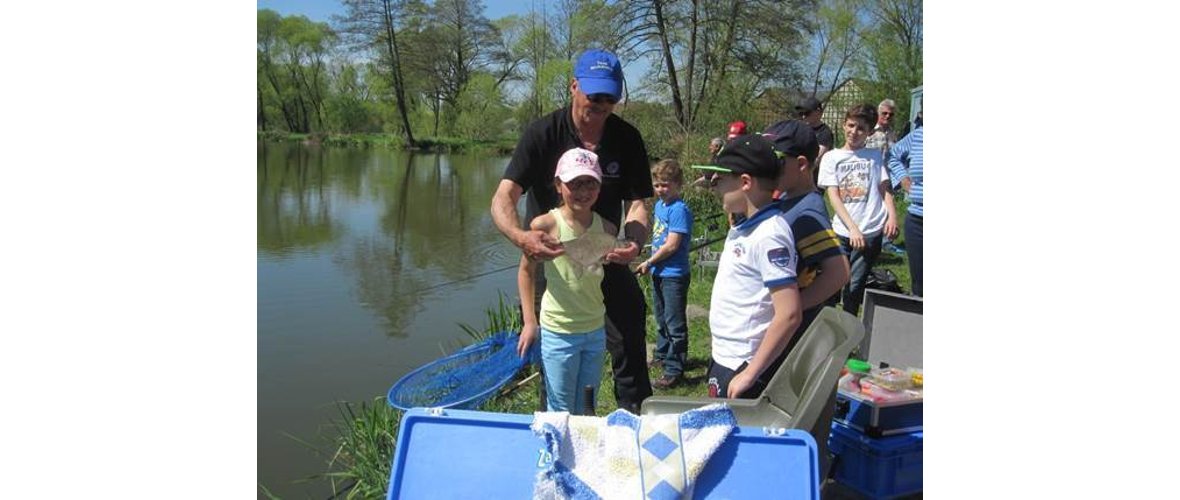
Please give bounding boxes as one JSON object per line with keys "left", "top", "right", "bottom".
{"left": 587, "top": 93, "right": 619, "bottom": 105}
{"left": 881, "top": 111, "right": 893, "bottom": 116}
{"left": 707, "top": 172, "right": 736, "bottom": 187}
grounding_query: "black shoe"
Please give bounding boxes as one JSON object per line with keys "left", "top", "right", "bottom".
{"left": 653, "top": 374, "right": 680, "bottom": 389}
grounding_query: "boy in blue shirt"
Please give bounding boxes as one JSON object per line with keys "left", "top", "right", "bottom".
{"left": 637, "top": 159, "right": 694, "bottom": 388}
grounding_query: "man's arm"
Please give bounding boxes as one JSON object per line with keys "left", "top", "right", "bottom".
{"left": 800, "top": 254, "right": 849, "bottom": 310}
{"left": 727, "top": 285, "right": 802, "bottom": 398}
{"left": 606, "top": 199, "right": 650, "bottom": 264}
{"left": 491, "top": 179, "right": 564, "bottom": 260}
{"left": 886, "top": 133, "right": 912, "bottom": 193}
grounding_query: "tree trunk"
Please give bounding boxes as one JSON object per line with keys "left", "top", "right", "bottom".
{"left": 257, "top": 83, "right": 267, "bottom": 131}
{"left": 382, "top": 0, "right": 416, "bottom": 147}
{"left": 685, "top": 0, "right": 698, "bottom": 127}
{"left": 653, "top": 0, "right": 686, "bottom": 129}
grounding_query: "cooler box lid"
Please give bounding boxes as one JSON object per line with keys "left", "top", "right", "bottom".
{"left": 388, "top": 407, "right": 820, "bottom": 499}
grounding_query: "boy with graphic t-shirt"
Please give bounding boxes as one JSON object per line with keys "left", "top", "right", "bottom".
{"left": 818, "top": 104, "right": 899, "bottom": 316}
{"left": 691, "top": 135, "right": 803, "bottom": 399}
{"left": 636, "top": 159, "right": 694, "bottom": 389}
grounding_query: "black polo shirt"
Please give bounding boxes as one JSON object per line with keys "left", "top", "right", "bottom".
{"left": 503, "top": 106, "right": 653, "bottom": 228}
{"left": 812, "top": 122, "right": 834, "bottom": 150}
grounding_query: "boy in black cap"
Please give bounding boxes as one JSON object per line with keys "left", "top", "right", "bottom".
{"left": 795, "top": 96, "right": 835, "bottom": 175}
{"left": 764, "top": 120, "right": 850, "bottom": 356}
{"left": 691, "top": 135, "right": 803, "bottom": 399}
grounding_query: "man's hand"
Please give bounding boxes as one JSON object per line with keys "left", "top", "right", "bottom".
{"left": 900, "top": 177, "right": 912, "bottom": 193}
{"left": 518, "top": 230, "right": 565, "bottom": 261}
{"left": 848, "top": 228, "right": 866, "bottom": 251}
{"left": 605, "top": 240, "right": 640, "bottom": 264}
{"left": 727, "top": 369, "right": 755, "bottom": 398}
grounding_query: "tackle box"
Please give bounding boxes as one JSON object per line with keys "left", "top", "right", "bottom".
{"left": 828, "top": 422, "right": 923, "bottom": 499}
{"left": 858, "top": 290, "right": 922, "bottom": 370}
{"left": 388, "top": 407, "right": 821, "bottom": 499}
{"left": 833, "top": 388, "right": 922, "bottom": 438}
{"left": 836, "top": 289, "right": 923, "bottom": 437}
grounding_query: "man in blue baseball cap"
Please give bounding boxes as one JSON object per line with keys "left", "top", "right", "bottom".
{"left": 492, "top": 48, "right": 655, "bottom": 413}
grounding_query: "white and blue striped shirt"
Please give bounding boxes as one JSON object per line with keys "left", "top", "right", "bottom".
{"left": 886, "top": 126, "right": 923, "bottom": 217}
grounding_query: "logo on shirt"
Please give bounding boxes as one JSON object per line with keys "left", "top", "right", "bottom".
{"left": 732, "top": 243, "right": 745, "bottom": 258}
{"left": 767, "top": 247, "right": 795, "bottom": 269}
{"left": 604, "top": 161, "right": 621, "bottom": 177}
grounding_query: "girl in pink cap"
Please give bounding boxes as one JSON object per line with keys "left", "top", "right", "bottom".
{"left": 516, "top": 147, "right": 620, "bottom": 413}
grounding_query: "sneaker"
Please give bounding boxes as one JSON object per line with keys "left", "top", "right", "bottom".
{"left": 653, "top": 374, "right": 680, "bottom": 389}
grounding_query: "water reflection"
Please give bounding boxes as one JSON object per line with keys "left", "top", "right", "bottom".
{"left": 257, "top": 143, "right": 342, "bottom": 257}
{"left": 258, "top": 142, "right": 517, "bottom": 337}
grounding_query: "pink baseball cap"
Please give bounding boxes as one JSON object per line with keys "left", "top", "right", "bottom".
{"left": 554, "top": 148, "right": 602, "bottom": 183}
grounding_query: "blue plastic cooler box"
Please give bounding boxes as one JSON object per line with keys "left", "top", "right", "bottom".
{"left": 828, "top": 422, "right": 922, "bottom": 499}
{"left": 388, "top": 408, "right": 821, "bottom": 499}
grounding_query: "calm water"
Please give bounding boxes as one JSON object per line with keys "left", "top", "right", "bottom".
{"left": 257, "top": 142, "right": 520, "bottom": 498}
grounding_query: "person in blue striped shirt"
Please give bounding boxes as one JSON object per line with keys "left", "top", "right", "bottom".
{"left": 886, "top": 125, "right": 923, "bottom": 296}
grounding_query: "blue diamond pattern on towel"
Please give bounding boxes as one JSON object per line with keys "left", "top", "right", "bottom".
{"left": 643, "top": 432, "right": 678, "bottom": 460}
{"left": 647, "top": 480, "right": 681, "bottom": 500}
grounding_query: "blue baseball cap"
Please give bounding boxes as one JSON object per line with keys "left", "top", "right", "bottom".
{"left": 574, "top": 49, "right": 623, "bottom": 100}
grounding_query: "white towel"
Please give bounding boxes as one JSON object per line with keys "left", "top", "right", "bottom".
{"left": 531, "top": 404, "right": 736, "bottom": 499}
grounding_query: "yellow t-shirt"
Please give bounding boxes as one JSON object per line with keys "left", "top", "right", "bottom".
{"left": 540, "top": 209, "right": 606, "bottom": 333}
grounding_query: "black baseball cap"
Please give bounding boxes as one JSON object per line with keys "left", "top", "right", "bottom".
{"left": 691, "top": 134, "right": 780, "bottom": 180}
{"left": 794, "top": 96, "right": 823, "bottom": 114}
{"left": 762, "top": 119, "right": 819, "bottom": 165}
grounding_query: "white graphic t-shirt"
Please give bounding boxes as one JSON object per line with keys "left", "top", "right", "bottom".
{"left": 817, "top": 147, "right": 890, "bottom": 238}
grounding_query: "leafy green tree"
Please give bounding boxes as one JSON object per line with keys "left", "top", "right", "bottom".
{"left": 337, "top": 0, "right": 420, "bottom": 146}
{"left": 453, "top": 72, "right": 514, "bottom": 140}
{"left": 854, "top": 0, "right": 922, "bottom": 122}
{"left": 615, "top": 0, "right": 815, "bottom": 132}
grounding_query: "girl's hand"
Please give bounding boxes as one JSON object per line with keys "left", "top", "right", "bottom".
{"left": 605, "top": 240, "right": 640, "bottom": 264}
{"left": 517, "top": 323, "right": 539, "bottom": 359}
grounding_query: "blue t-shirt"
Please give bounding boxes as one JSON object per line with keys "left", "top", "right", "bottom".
{"left": 651, "top": 198, "right": 693, "bottom": 278}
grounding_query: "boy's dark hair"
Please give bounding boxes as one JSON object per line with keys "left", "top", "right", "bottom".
{"left": 845, "top": 104, "right": 878, "bottom": 129}
{"left": 651, "top": 159, "right": 684, "bottom": 185}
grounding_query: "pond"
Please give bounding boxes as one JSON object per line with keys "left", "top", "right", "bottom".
{"left": 257, "top": 142, "right": 521, "bottom": 498}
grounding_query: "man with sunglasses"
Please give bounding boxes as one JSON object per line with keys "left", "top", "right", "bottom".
{"left": 865, "top": 99, "right": 899, "bottom": 157}
{"left": 492, "top": 48, "right": 654, "bottom": 413}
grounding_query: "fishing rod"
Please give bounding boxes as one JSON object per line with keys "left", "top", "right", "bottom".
{"left": 416, "top": 215, "right": 730, "bottom": 293}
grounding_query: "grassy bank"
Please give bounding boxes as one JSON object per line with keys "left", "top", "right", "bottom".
{"left": 257, "top": 131, "right": 518, "bottom": 156}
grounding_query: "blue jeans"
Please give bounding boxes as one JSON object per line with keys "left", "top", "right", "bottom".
{"left": 905, "top": 213, "right": 922, "bottom": 296}
{"left": 838, "top": 232, "right": 884, "bottom": 315}
{"left": 540, "top": 327, "right": 606, "bottom": 413}
{"left": 651, "top": 275, "right": 690, "bottom": 377}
